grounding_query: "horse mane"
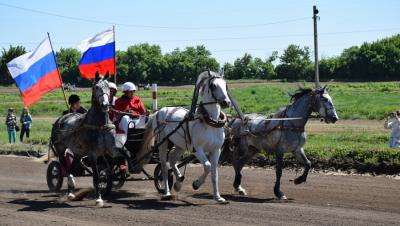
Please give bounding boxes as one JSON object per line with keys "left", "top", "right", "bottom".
{"left": 196, "top": 71, "right": 219, "bottom": 86}
{"left": 290, "top": 88, "right": 313, "bottom": 102}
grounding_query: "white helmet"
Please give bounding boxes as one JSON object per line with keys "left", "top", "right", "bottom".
{"left": 122, "top": 82, "right": 136, "bottom": 92}
{"left": 108, "top": 82, "right": 117, "bottom": 91}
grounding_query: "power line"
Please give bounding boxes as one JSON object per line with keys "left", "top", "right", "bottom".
{"left": 0, "top": 2, "right": 309, "bottom": 30}
{"left": 1, "top": 27, "right": 399, "bottom": 46}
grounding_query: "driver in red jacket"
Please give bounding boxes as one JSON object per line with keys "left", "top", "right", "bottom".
{"left": 114, "top": 82, "right": 147, "bottom": 134}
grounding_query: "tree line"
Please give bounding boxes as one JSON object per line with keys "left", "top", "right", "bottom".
{"left": 1, "top": 34, "right": 399, "bottom": 86}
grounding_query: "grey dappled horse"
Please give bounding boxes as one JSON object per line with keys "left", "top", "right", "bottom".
{"left": 228, "top": 86, "right": 338, "bottom": 199}
{"left": 50, "top": 73, "right": 115, "bottom": 207}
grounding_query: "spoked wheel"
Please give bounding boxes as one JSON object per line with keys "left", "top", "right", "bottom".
{"left": 46, "top": 161, "right": 64, "bottom": 192}
{"left": 98, "top": 167, "right": 113, "bottom": 197}
{"left": 153, "top": 163, "right": 173, "bottom": 194}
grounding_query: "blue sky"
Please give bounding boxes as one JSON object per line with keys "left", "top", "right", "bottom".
{"left": 1, "top": 0, "right": 399, "bottom": 64}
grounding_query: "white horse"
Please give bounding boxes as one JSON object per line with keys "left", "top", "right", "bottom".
{"left": 138, "top": 71, "right": 231, "bottom": 203}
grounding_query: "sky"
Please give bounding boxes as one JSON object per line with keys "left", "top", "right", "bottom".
{"left": 0, "top": 0, "right": 399, "bottom": 64}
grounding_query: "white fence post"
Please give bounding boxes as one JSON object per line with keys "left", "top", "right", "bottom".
{"left": 152, "top": 84, "right": 157, "bottom": 111}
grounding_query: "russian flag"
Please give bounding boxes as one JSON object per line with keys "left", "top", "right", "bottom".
{"left": 7, "top": 37, "right": 62, "bottom": 106}
{"left": 78, "top": 29, "right": 115, "bottom": 79}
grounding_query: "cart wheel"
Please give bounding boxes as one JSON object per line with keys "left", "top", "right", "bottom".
{"left": 153, "top": 163, "right": 173, "bottom": 194}
{"left": 112, "top": 166, "right": 126, "bottom": 190}
{"left": 98, "top": 168, "right": 113, "bottom": 197}
{"left": 47, "top": 161, "right": 64, "bottom": 192}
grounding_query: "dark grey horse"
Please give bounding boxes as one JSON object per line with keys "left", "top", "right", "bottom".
{"left": 227, "top": 86, "right": 338, "bottom": 199}
{"left": 50, "top": 73, "right": 115, "bottom": 207}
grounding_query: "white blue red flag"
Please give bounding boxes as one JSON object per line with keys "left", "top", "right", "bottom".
{"left": 78, "top": 29, "right": 115, "bottom": 79}
{"left": 7, "top": 37, "right": 62, "bottom": 106}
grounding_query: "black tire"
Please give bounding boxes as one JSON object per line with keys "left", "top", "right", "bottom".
{"left": 98, "top": 168, "right": 113, "bottom": 197}
{"left": 153, "top": 163, "right": 173, "bottom": 194}
{"left": 46, "top": 161, "right": 64, "bottom": 192}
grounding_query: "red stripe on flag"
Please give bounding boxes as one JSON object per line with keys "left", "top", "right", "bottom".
{"left": 21, "top": 69, "right": 62, "bottom": 106}
{"left": 79, "top": 58, "right": 115, "bottom": 79}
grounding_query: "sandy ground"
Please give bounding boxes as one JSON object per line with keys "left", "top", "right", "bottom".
{"left": 0, "top": 156, "right": 399, "bottom": 226}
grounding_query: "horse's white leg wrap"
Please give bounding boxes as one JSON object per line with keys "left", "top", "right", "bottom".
{"left": 96, "top": 198, "right": 104, "bottom": 207}
{"left": 67, "top": 174, "right": 76, "bottom": 200}
{"left": 235, "top": 186, "right": 247, "bottom": 196}
{"left": 118, "top": 115, "right": 131, "bottom": 135}
{"left": 67, "top": 174, "right": 76, "bottom": 188}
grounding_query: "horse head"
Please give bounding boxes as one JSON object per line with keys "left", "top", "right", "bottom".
{"left": 312, "top": 85, "right": 339, "bottom": 124}
{"left": 93, "top": 72, "right": 111, "bottom": 112}
{"left": 197, "top": 70, "right": 231, "bottom": 109}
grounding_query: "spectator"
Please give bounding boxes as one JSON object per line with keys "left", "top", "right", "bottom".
{"left": 384, "top": 111, "right": 400, "bottom": 148}
{"left": 5, "top": 108, "right": 17, "bottom": 144}
{"left": 63, "top": 94, "right": 87, "bottom": 115}
{"left": 20, "top": 107, "right": 32, "bottom": 142}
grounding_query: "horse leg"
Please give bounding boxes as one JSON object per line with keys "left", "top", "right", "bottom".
{"left": 274, "top": 152, "right": 287, "bottom": 200}
{"left": 169, "top": 147, "right": 185, "bottom": 192}
{"left": 57, "top": 148, "right": 75, "bottom": 200}
{"left": 210, "top": 148, "right": 227, "bottom": 203}
{"left": 294, "top": 148, "right": 311, "bottom": 185}
{"left": 89, "top": 153, "right": 103, "bottom": 207}
{"left": 66, "top": 155, "right": 79, "bottom": 200}
{"left": 159, "top": 142, "right": 173, "bottom": 198}
{"left": 192, "top": 148, "right": 211, "bottom": 191}
{"left": 233, "top": 145, "right": 258, "bottom": 196}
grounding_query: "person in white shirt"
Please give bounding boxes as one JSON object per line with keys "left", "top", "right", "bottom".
{"left": 108, "top": 82, "right": 117, "bottom": 106}
{"left": 384, "top": 111, "right": 400, "bottom": 148}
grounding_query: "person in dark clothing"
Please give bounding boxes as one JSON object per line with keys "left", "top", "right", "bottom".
{"left": 20, "top": 107, "right": 32, "bottom": 142}
{"left": 63, "top": 94, "right": 87, "bottom": 115}
{"left": 5, "top": 108, "right": 17, "bottom": 143}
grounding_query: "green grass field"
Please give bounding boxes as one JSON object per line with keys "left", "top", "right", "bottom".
{"left": 0, "top": 81, "right": 399, "bottom": 172}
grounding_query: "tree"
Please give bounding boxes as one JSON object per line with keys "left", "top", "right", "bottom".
{"left": 226, "top": 52, "right": 276, "bottom": 80}
{"left": 165, "top": 45, "right": 219, "bottom": 84}
{"left": 56, "top": 48, "right": 87, "bottom": 85}
{"left": 121, "top": 43, "right": 167, "bottom": 84}
{"left": 275, "top": 45, "right": 313, "bottom": 81}
{"left": 0, "top": 46, "right": 26, "bottom": 85}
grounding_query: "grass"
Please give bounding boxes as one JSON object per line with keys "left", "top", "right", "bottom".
{"left": 0, "top": 81, "right": 400, "bottom": 172}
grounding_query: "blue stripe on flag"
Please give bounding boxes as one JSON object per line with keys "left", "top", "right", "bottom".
{"left": 79, "top": 42, "right": 115, "bottom": 65}
{"left": 14, "top": 52, "right": 57, "bottom": 91}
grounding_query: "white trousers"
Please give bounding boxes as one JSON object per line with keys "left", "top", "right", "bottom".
{"left": 118, "top": 115, "right": 147, "bottom": 134}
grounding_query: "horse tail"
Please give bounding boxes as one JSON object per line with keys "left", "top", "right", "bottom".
{"left": 33, "top": 118, "right": 61, "bottom": 164}
{"left": 135, "top": 113, "right": 157, "bottom": 169}
{"left": 32, "top": 138, "right": 55, "bottom": 164}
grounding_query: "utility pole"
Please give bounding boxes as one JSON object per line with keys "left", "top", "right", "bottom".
{"left": 313, "top": 5, "right": 320, "bottom": 88}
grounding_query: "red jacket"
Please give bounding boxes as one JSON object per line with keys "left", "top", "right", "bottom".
{"left": 114, "top": 95, "right": 146, "bottom": 116}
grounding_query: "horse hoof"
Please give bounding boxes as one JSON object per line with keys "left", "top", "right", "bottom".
{"left": 294, "top": 176, "right": 305, "bottom": 185}
{"left": 174, "top": 182, "right": 182, "bottom": 192}
{"left": 235, "top": 186, "right": 247, "bottom": 196}
{"left": 161, "top": 195, "right": 175, "bottom": 201}
{"left": 216, "top": 197, "right": 229, "bottom": 204}
{"left": 279, "top": 195, "right": 288, "bottom": 200}
{"left": 67, "top": 193, "right": 76, "bottom": 200}
{"left": 96, "top": 199, "right": 104, "bottom": 207}
{"left": 192, "top": 180, "right": 200, "bottom": 190}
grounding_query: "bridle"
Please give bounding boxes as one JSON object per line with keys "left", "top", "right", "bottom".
{"left": 196, "top": 75, "right": 228, "bottom": 128}
{"left": 92, "top": 80, "right": 110, "bottom": 109}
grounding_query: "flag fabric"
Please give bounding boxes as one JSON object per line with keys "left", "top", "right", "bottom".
{"left": 78, "top": 29, "right": 115, "bottom": 79}
{"left": 7, "top": 37, "right": 62, "bottom": 106}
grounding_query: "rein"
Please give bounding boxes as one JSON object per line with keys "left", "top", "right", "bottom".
{"left": 241, "top": 91, "right": 321, "bottom": 137}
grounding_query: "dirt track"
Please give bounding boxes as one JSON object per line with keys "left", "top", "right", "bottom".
{"left": 0, "top": 156, "right": 399, "bottom": 226}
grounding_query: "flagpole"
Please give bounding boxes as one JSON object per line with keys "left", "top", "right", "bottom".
{"left": 47, "top": 32, "right": 69, "bottom": 110}
{"left": 113, "top": 25, "right": 117, "bottom": 85}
